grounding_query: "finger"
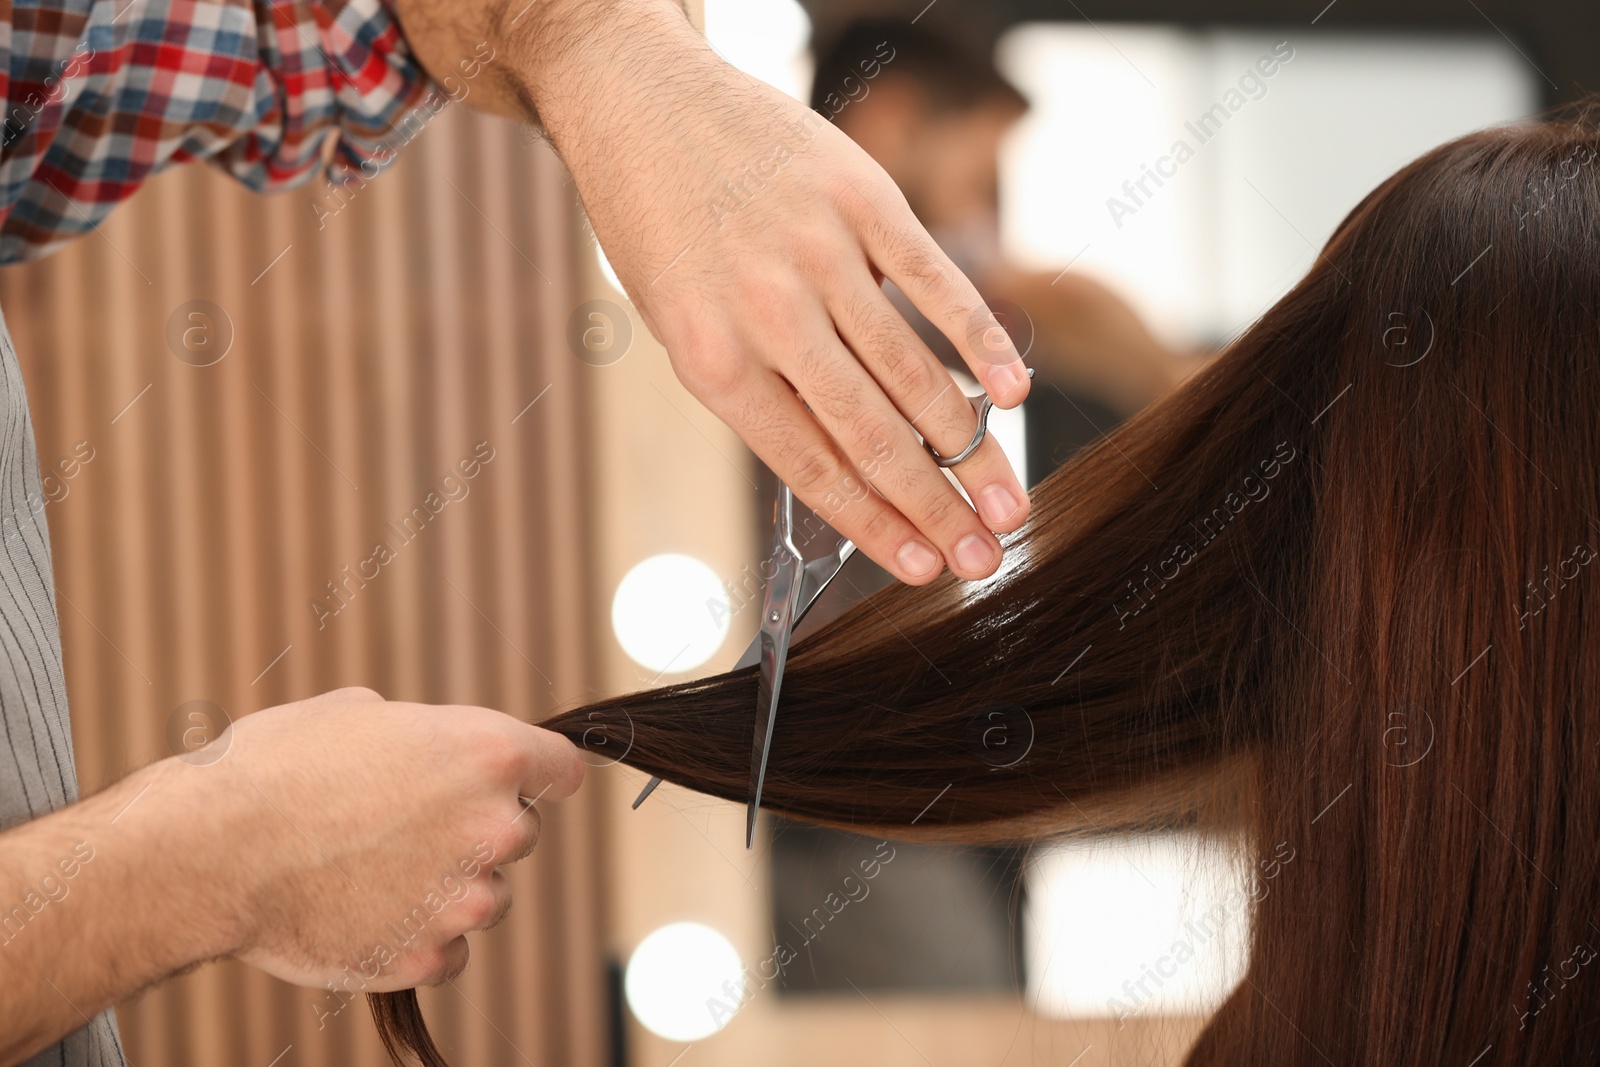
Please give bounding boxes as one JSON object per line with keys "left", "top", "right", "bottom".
{"left": 319, "top": 685, "right": 384, "bottom": 704}
{"left": 768, "top": 317, "right": 1010, "bottom": 581}
{"left": 425, "top": 935, "right": 471, "bottom": 986}
{"left": 513, "top": 727, "right": 585, "bottom": 803}
{"left": 787, "top": 337, "right": 1006, "bottom": 579}
{"left": 715, "top": 369, "right": 945, "bottom": 585}
{"left": 479, "top": 869, "right": 514, "bottom": 931}
{"left": 845, "top": 178, "right": 1031, "bottom": 408}
{"left": 503, "top": 799, "right": 542, "bottom": 862}
{"left": 427, "top": 870, "right": 509, "bottom": 944}
{"left": 833, "top": 283, "right": 1030, "bottom": 534}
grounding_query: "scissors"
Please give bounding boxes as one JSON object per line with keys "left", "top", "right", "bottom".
{"left": 630, "top": 372, "right": 1028, "bottom": 847}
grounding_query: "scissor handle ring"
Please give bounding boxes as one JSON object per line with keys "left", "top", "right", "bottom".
{"left": 927, "top": 396, "right": 997, "bottom": 468}
{"left": 924, "top": 367, "right": 1033, "bottom": 469}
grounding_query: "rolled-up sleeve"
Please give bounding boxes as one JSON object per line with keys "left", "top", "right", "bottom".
{"left": 0, "top": 0, "right": 435, "bottom": 261}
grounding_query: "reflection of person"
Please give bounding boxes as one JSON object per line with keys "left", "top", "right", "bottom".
{"left": 0, "top": 1, "right": 1034, "bottom": 1064}
{"left": 813, "top": 20, "right": 1200, "bottom": 453}
{"left": 560, "top": 116, "right": 1600, "bottom": 1066}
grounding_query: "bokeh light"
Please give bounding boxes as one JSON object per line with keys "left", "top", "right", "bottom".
{"left": 611, "top": 554, "right": 731, "bottom": 673}
{"left": 624, "top": 922, "right": 746, "bottom": 1041}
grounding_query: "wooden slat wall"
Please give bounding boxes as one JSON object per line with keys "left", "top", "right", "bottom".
{"left": 0, "top": 105, "right": 606, "bottom": 1067}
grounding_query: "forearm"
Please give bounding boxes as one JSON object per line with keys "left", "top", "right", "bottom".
{"left": 0, "top": 762, "right": 237, "bottom": 1065}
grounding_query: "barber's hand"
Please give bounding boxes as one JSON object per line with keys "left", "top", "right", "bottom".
{"left": 510, "top": 1, "right": 1032, "bottom": 583}
{"left": 186, "top": 687, "right": 582, "bottom": 990}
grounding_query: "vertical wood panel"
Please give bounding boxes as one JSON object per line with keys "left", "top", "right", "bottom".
{"left": 0, "top": 104, "right": 605, "bottom": 1067}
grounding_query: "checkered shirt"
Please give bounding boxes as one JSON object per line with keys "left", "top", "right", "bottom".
{"left": 0, "top": 0, "right": 433, "bottom": 262}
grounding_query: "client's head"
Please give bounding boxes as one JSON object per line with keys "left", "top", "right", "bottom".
{"left": 377, "top": 113, "right": 1600, "bottom": 1066}
{"left": 811, "top": 19, "right": 1028, "bottom": 235}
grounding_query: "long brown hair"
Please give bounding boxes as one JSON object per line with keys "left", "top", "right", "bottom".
{"left": 375, "top": 113, "right": 1600, "bottom": 1065}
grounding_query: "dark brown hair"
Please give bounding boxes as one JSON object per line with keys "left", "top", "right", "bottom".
{"left": 375, "top": 114, "right": 1600, "bottom": 1064}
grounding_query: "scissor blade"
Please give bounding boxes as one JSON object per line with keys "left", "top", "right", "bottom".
{"left": 734, "top": 543, "right": 855, "bottom": 670}
{"left": 631, "top": 776, "right": 662, "bottom": 808}
{"left": 732, "top": 628, "right": 763, "bottom": 671}
{"left": 631, "top": 538, "right": 855, "bottom": 814}
{"left": 797, "top": 542, "right": 856, "bottom": 621}
{"left": 630, "top": 623, "right": 767, "bottom": 809}
{"left": 748, "top": 609, "right": 795, "bottom": 848}
{"left": 748, "top": 545, "right": 803, "bottom": 848}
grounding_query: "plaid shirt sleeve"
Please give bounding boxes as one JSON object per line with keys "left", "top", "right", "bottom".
{"left": 0, "top": 0, "right": 436, "bottom": 261}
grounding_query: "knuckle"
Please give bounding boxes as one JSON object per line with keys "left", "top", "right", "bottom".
{"left": 478, "top": 737, "right": 526, "bottom": 784}
{"left": 915, "top": 484, "right": 967, "bottom": 533}
{"left": 784, "top": 443, "right": 840, "bottom": 495}
{"left": 741, "top": 268, "right": 809, "bottom": 331}
{"left": 924, "top": 408, "right": 980, "bottom": 467}
{"left": 458, "top": 884, "right": 500, "bottom": 928}
{"left": 896, "top": 243, "right": 950, "bottom": 292}
{"left": 552, "top": 737, "right": 585, "bottom": 797}
{"left": 485, "top": 888, "right": 514, "bottom": 930}
{"left": 430, "top": 938, "right": 470, "bottom": 985}
{"left": 847, "top": 414, "right": 900, "bottom": 465}
{"left": 849, "top": 500, "right": 903, "bottom": 550}
{"left": 834, "top": 170, "right": 906, "bottom": 233}
{"left": 672, "top": 340, "right": 744, "bottom": 396}
{"left": 811, "top": 471, "right": 872, "bottom": 529}
{"left": 485, "top": 821, "right": 519, "bottom": 864}
{"left": 881, "top": 346, "right": 939, "bottom": 406}
{"left": 415, "top": 946, "right": 452, "bottom": 987}
{"left": 325, "top": 685, "right": 383, "bottom": 704}
{"left": 826, "top": 169, "right": 871, "bottom": 220}
{"left": 789, "top": 337, "right": 844, "bottom": 393}
{"left": 496, "top": 806, "right": 541, "bottom": 861}
{"left": 781, "top": 233, "right": 836, "bottom": 283}
{"left": 847, "top": 302, "right": 938, "bottom": 400}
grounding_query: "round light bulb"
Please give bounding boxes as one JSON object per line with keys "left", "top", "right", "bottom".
{"left": 611, "top": 554, "right": 730, "bottom": 674}
{"left": 624, "top": 922, "right": 746, "bottom": 1041}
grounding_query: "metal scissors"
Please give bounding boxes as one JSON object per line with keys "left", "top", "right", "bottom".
{"left": 631, "top": 483, "right": 856, "bottom": 847}
{"left": 630, "top": 372, "right": 1027, "bottom": 847}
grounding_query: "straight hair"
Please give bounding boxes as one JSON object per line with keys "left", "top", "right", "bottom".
{"left": 374, "top": 112, "right": 1600, "bottom": 1065}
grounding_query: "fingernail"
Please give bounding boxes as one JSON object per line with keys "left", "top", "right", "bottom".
{"left": 990, "top": 361, "right": 1024, "bottom": 395}
{"left": 954, "top": 533, "right": 996, "bottom": 574}
{"left": 978, "top": 484, "right": 1020, "bottom": 527}
{"left": 896, "top": 540, "right": 940, "bottom": 578}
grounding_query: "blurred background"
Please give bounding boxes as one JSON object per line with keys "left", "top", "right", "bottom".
{"left": 3, "top": 0, "right": 1582, "bottom": 1063}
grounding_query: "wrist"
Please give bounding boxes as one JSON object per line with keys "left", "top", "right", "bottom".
{"left": 104, "top": 759, "right": 254, "bottom": 968}
{"left": 504, "top": 0, "right": 706, "bottom": 144}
